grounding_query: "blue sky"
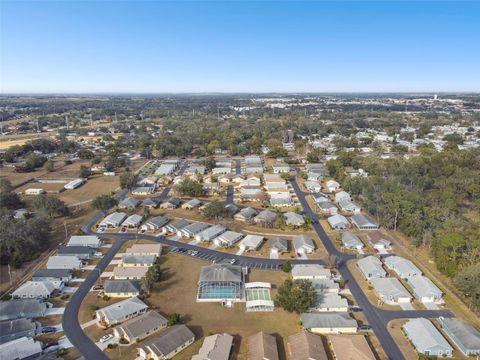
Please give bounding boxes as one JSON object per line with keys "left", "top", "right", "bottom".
{"left": 1, "top": 1, "right": 479, "bottom": 93}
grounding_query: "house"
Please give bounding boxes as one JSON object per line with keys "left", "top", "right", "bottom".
{"left": 195, "top": 224, "right": 226, "bottom": 242}
{"left": 125, "top": 244, "right": 162, "bottom": 257}
{"left": 12, "top": 281, "right": 60, "bottom": 299}
{"left": 113, "top": 310, "right": 167, "bottom": 343}
{"left": 272, "top": 164, "right": 290, "bottom": 173}
{"left": 292, "top": 265, "right": 330, "bottom": 280}
{"left": 370, "top": 277, "right": 412, "bottom": 304}
{"left": 96, "top": 297, "right": 148, "bottom": 326}
{"left": 288, "top": 330, "right": 329, "bottom": 360}
{"left": 113, "top": 266, "right": 149, "bottom": 280}
{"left": 182, "top": 198, "right": 202, "bottom": 210}
{"left": 160, "top": 197, "right": 181, "bottom": 209}
{"left": 46, "top": 255, "right": 83, "bottom": 270}
{"left": 268, "top": 237, "right": 288, "bottom": 255}
{"left": 254, "top": 210, "right": 277, "bottom": 225}
{"left": 142, "top": 216, "right": 169, "bottom": 231}
{"left": 292, "top": 235, "right": 316, "bottom": 255}
{"left": 306, "top": 163, "right": 329, "bottom": 177}
{"left": 225, "top": 203, "right": 239, "bottom": 215}
{"left": 328, "top": 335, "right": 376, "bottom": 360}
{"left": 131, "top": 186, "right": 155, "bottom": 195}
{"left": 269, "top": 193, "right": 293, "bottom": 207}
{"left": 383, "top": 256, "right": 421, "bottom": 278}
{"left": 104, "top": 280, "right": 142, "bottom": 297}
{"left": 179, "top": 222, "right": 210, "bottom": 238}
{"left": 0, "top": 337, "right": 43, "bottom": 360}
{"left": 338, "top": 198, "right": 361, "bottom": 213}
{"left": 212, "top": 166, "right": 232, "bottom": 174}
{"left": 304, "top": 181, "right": 321, "bottom": 193}
{"left": 122, "top": 214, "right": 144, "bottom": 228}
{"left": 64, "top": 178, "right": 85, "bottom": 190}
{"left": 325, "top": 180, "right": 340, "bottom": 193}
{"left": 197, "top": 264, "right": 245, "bottom": 302}
{"left": 239, "top": 176, "right": 261, "bottom": 188}
{"left": 119, "top": 197, "right": 141, "bottom": 209}
{"left": 0, "top": 299, "right": 47, "bottom": 321}
{"left": 31, "top": 269, "right": 72, "bottom": 285}
{"left": 163, "top": 219, "right": 189, "bottom": 234}
{"left": 155, "top": 163, "right": 177, "bottom": 176}
{"left": 246, "top": 166, "right": 264, "bottom": 174}
{"left": 141, "top": 197, "right": 161, "bottom": 208}
{"left": 203, "top": 182, "right": 221, "bottom": 195}
{"left": 367, "top": 231, "right": 391, "bottom": 251}
{"left": 301, "top": 312, "right": 357, "bottom": 334}
{"left": 99, "top": 212, "right": 127, "bottom": 228}
{"left": 0, "top": 318, "right": 38, "bottom": 345}
{"left": 214, "top": 231, "right": 244, "bottom": 247}
{"left": 138, "top": 325, "right": 195, "bottom": 360}
{"left": 240, "top": 187, "right": 264, "bottom": 201}
{"left": 233, "top": 207, "right": 257, "bottom": 222}
{"left": 284, "top": 212, "right": 305, "bottom": 226}
{"left": 317, "top": 201, "right": 338, "bottom": 215}
{"left": 58, "top": 245, "right": 93, "bottom": 260}
{"left": 67, "top": 235, "right": 102, "bottom": 248}
{"left": 192, "top": 333, "right": 234, "bottom": 360}
{"left": 357, "top": 256, "right": 385, "bottom": 280}
{"left": 310, "top": 279, "right": 340, "bottom": 293}
{"left": 248, "top": 332, "right": 279, "bottom": 360}
{"left": 351, "top": 214, "right": 379, "bottom": 230}
{"left": 406, "top": 275, "right": 443, "bottom": 303}
{"left": 311, "top": 293, "right": 349, "bottom": 312}
{"left": 122, "top": 254, "right": 156, "bottom": 267}
{"left": 403, "top": 318, "right": 453, "bottom": 357}
{"left": 334, "top": 191, "right": 351, "bottom": 203}
{"left": 340, "top": 232, "right": 364, "bottom": 251}
{"left": 327, "top": 214, "right": 350, "bottom": 230}
{"left": 25, "top": 188, "right": 46, "bottom": 195}
{"left": 438, "top": 317, "right": 480, "bottom": 356}
{"left": 239, "top": 235, "right": 264, "bottom": 251}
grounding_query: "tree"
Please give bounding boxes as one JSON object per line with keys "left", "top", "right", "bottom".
{"left": 79, "top": 165, "right": 92, "bottom": 178}
{"left": 203, "top": 201, "right": 228, "bottom": 219}
{"left": 282, "top": 260, "right": 292, "bottom": 273}
{"left": 275, "top": 279, "right": 316, "bottom": 313}
{"left": 142, "top": 264, "right": 162, "bottom": 292}
{"left": 267, "top": 147, "right": 288, "bottom": 158}
{"left": 77, "top": 149, "right": 95, "bottom": 160}
{"left": 32, "top": 194, "right": 70, "bottom": 217}
{"left": 44, "top": 160, "right": 54, "bottom": 172}
{"left": 280, "top": 172, "right": 291, "bottom": 181}
{"left": 201, "top": 157, "right": 216, "bottom": 172}
{"left": 175, "top": 178, "right": 206, "bottom": 197}
{"left": 454, "top": 263, "right": 480, "bottom": 310}
{"left": 92, "top": 194, "right": 118, "bottom": 214}
{"left": 120, "top": 171, "right": 136, "bottom": 190}
{"left": 0, "top": 179, "right": 23, "bottom": 210}
{"left": 167, "top": 313, "right": 181, "bottom": 326}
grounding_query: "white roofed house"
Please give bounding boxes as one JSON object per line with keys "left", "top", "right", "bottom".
{"left": 64, "top": 178, "right": 85, "bottom": 189}
{"left": 334, "top": 191, "right": 351, "bottom": 203}
{"left": 0, "top": 337, "right": 43, "bottom": 360}
{"left": 406, "top": 275, "right": 443, "bottom": 304}
{"left": 12, "top": 281, "right": 61, "bottom": 299}
{"left": 67, "top": 235, "right": 102, "bottom": 248}
{"left": 163, "top": 219, "right": 189, "bottom": 234}
{"left": 304, "top": 181, "right": 321, "bottom": 193}
{"left": 383, "top": 256, "right": 421, "bottom": 278}
{"left": 195, "top": 224, "right": 226, "bottom": 242}
{"left": 104, "top": 279, "right": 143, "bottom": 298}
{"left": 370, "top": 277, "right": 412, "bottom": 304}
{"left": 125, "top": 244, "right": 162, "bottom": 257}
{"left": 254, "top": 209, "right": 278, "bottom": 227}
{"left": 131, "top": 186, "right": 155, "bottom": 195}
{"left": 99, "top": 212, "right": 127, "bottom": 228}
{"left": 239, "top": 176, "right": 261, "bottom": 188}
{"left": 340, "top": 232, "right": 364, "bottom": 251}
{"left": 357, "top": 256, "right": 386, "bottom": 280}
{"left": 113, "top": 310, "right": 167, "bottom": 343}
{"left": 292, "top": 235, "right": 316, "bottom": 255}
{"left": 310, "top": 279, "right": 340, "bottom": 293}
{"left": 311, "top": 293, "right": 349, "bottom": 312}
{"left": 96, "top": 297, "right": 149, "bottom": 326}
{"left": 239, "top": 235, "right": 264, "bottom": 252}
{"left": 58, "top": 245, "right": 93, "bottom": 260}
{"left": 325, "top": 180, "right": 340, "bottom": 193}
{"left": 272, "top": 164, "right": 290, "bottom": 173}
{"left": 192, "top": 333, "right": 234, "bottom": 360}
{"left": 141, "top": 197, "right": 161, "bottom": 209}
{"left": 268, "top": 237, "right": 289, "bottom": 255}
{"left": 269, "top": 193, "right": 293, "bottom": 207}
{"left": 438, "top": 317, "right": 480, "bottom": 356}
{"left": 351, "top": 214, "right": 379, "bottom": 230}
{"left": 240, "top": 187, "right": 264, "bottom": 201}
{"left": 47, "top": 255, "right": 83, "bottom": 270}
{"left": 292, "top": 264, "right": 331, "bottom": 280}
{"left": 338, "top": 198, "right": 361, "bottom": 214}
{"left": 182, "top": 198, "right": 202, "bottom": 210}
{"left": 327, "top": 214, "right": 350, "bottom": 230}
{"left": 402, "top": 318, "right": 453, "bottom": 357}
{"left": 300, "top": 312, "right": 357, "bottom": 334}
{"left": 122, "top": 214, "right": 143, "bottom": 228}
{"left": 317, "top": 201, "right": 338, "bottom": 215}
{"left": 214, "top": 231, "right": 244, "bottom": 248}
{"left": 160, "top": 197, "right": 181, "bottom": 209}
{"left": 141, "top": 216, "right": 169, "bottom": 231}
{"left": 284, "top": 212, "right": 305, "bottom": 227}
{"left": 212, "top": 166, "right": 232, "bottom": 174}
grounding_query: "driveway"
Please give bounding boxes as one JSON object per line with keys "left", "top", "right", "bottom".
{"left": 400, "top": 302, "right": 415, "bottom": 310}
{"left": 423, "top": 302, "right": 439, "bottom": 310}
{"left": 46, "top": 307, "right": 65, "bottom": 315}
{"left": 100, "top": 271, "right": 114, "bottom": 278}
{"left": 62, "top": 286, "right": 78, "bottom": 293}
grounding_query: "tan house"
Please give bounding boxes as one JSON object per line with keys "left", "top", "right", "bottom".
{"left": 125, "top": 244, "right": 162, "bottom": 257}
{"left": 248, "top": 332, "right": 279, "bottom": 360}
{"left": 113, "top": 266, "right": 149, "bottom": 280}
{"left": 328, "top": 335, "right": 376, "bottom": 360}
{"left": 113, "top": 310, "right": 167, "bottom": 343}
{"left": 288, "top": 330, "right": 328, "bottom": 360}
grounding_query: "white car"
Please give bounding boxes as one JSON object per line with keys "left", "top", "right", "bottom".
{"left": 229, "top": 259, "right": 236, "bottom": 265}
{"left": 97, "top": 226, "right": 106, "bottom": 234}
{"left": 99, "top": 334, "right": 113, "bottom": 343}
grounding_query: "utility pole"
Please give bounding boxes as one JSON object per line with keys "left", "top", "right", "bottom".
{"left": 8, "top": 264, "right": 12, "bottom": 284}
{"left": 64, "top": 221, "right": 68, "bottom": 241}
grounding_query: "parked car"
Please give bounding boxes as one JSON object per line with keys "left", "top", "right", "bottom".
{"left": 41, "top": 326, "right": 57, "bottom": 334}
{"left": 93, "top": 285, "right": 104, "bottom": 290}
{"left": 42, "top": 340, "right": 58, "bottom": 350}
{"left": 100, "top": 334, "right": 113, "bottom": 343}
{"left": 120, "top": 225, "right": 128, "bottom": 233}
{"left": 358, "top": 324, "right": 372, "bottom": 331}
{"left": 229, "top": 259, "right": 236, "bottom": 265}
{"left": 97, "top": 226, "right": 106, "bottom": 233}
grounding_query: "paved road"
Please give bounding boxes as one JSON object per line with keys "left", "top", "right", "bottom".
{"left": 65, "top": 165, "right": 454, "bottom": 360}
{"left": 235, "top": 159, "right": 241, "bottom": 175}
{"left": 225, "top": 185, "right": 234, "bottom": 205}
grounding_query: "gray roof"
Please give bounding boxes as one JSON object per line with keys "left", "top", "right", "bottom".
{"left": 0, "top": 299, "right": 47, "bottom": 321}
{"left": 327, "top": 214, "right": 350, "bottom": 227}
{"left": 301, "top": 312, "right": 357, "bottom": 329}
{"left": 145, "top": 216, "right": 169, "bottom": 228}
{"left": 164, "top": 197, "right": 181, "bottom": 206}
{"left": 439, "top": 317, "right": 480, "bottom": 353}
{"left": 167, "top": 219, "right": 190, "bottom": 231}
{"left": 310, "top": 279, "right": 340, "bottom": 292}
{"left": 104, "top": 280, "right": 142, "bottom": 294}
{"left": 268, "top": 237, "right": 288, "bottom": 251}
{"left": 58, "top": 245, "right": 93, "bottom": 255}
{"left": 141, "top": 198, "right": 161, "bottom": 207}
{"left": 96, "top": 297, "right": 148, "bottom": 322}
{"left": 119, "top": 197, "right": 141, "bottom": 208}
{"left": 116, "top": 310, "right": 167, "bottom": 340}
{"left": 46, "top": 255, "right": 82, "bottom": 269}
{"left": 141, "top": 324, "right": 194, "bottom": 357}
{"left": 407, "top": 275, "right": 442, "bottom": 298}
{"left": 0, "top": 318, "right": 37, "bottom": 339}
{"left": 182, "top": 222, "right": 209, "bottom": 235}
{"left": 341, "top": 232, "right": 363, "bottom": 248}
{"left": 122, "top": 254, "right": 156, "bottom": 265}
{"left": 185, "top": 198, "right": 201, "bottom": 207}
{"left": 351, "top": 214, "right": 379, "bottom": 228}
{"left": 67, "top": 235, "right": 101, "bottom": 247}
{"left": 235, "top": 207, "right": 257, "bottom": 219}
{"left": 370, "top": 277, "right": 411, "bottom": 299}
{"left": 403, "top": 318, "right": 453, "bottom": 353}
{"left": 284, "top": 212, "right": 305, "bottom": 226}
{"left": 357, "top": 256, "right": 386, "bottom": 278}
{"left": 199, "top": 264, "right": 243, "bottom": 283}
{"left": 255, "top": 210, "right": 277, "bottom": 222}
{"left": 292, "top": 235, "right": 315, "bottom": 250}
{"left": 0, "top": 336, "right": 42, "bottom": 360}
{"left": 32, "top": 269, "right": 71, "bottom": 280}
{"left": 383, "top": 256, "right": 421, "bottom": 277}
{"left": 313, "top": 293, "right": 348, "bottom": 310}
